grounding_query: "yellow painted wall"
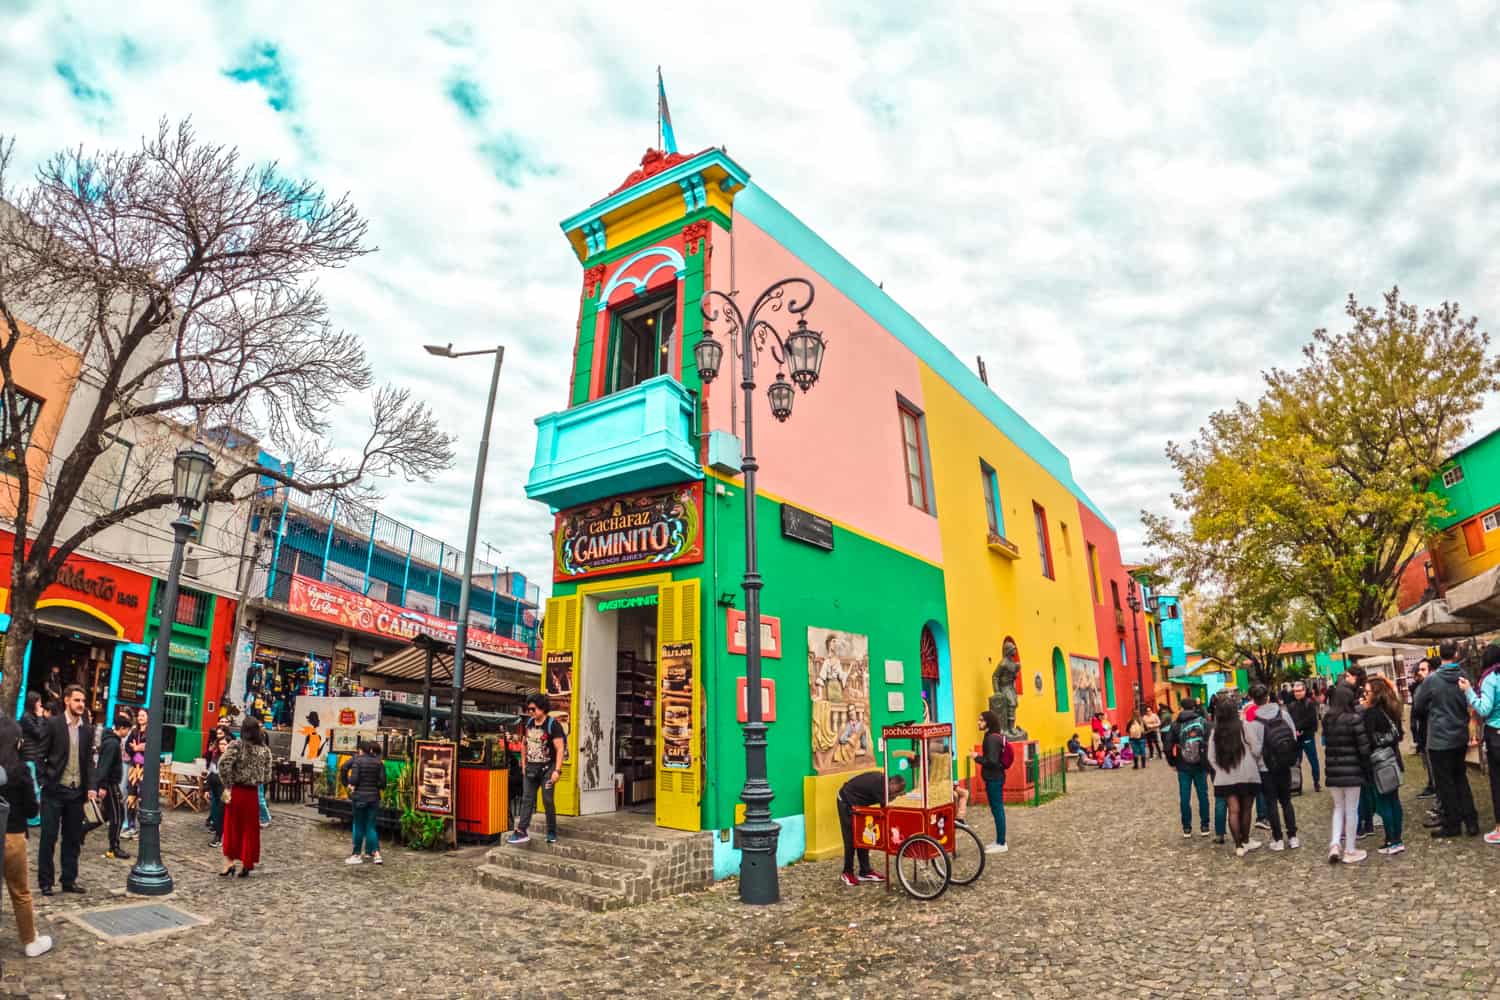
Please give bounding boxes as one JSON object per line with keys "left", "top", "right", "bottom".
{"left": 917, "top": 363, "right": 1101, "bottom": 756}
{"left": 1433, "top": 514, "right": 1500, "bottom": 588}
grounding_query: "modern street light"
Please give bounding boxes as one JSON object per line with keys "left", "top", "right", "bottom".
{"left": 1126, "top": 580, "right": 1146, "bottom": 715}
{"left": 128, "top": 441, "right": 216, "bottom": 895}
{"left": 696, "top": 279, "right": 827, "bottom": 905}
{"left": 423, "top": 342, "right": 505, "bottom": 827}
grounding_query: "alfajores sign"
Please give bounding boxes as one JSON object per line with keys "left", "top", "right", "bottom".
{"left": 553, "top": 483, "right": 704, "bottom": 583}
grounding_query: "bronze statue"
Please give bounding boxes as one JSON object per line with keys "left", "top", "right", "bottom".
{"left": 989, "top": 638, "right": 1028, "bottom": 741}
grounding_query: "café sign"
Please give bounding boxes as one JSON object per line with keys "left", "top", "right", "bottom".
{"left": 553, "top": 483, "right": 704, "bottom": 583}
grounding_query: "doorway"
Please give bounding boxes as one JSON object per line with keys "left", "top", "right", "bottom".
{"left": 28, "top": 628, "right": 113, "bottom": 721}
{"left": 577, "top": 591, "right": 658, "bottom": 816}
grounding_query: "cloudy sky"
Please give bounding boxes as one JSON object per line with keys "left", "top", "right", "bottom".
{"left": 4, "top": 2, "right": 1498, "bottom": 594}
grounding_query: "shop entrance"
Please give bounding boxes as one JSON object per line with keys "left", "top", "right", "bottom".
{"left": 28, "top": 626, "right": 112, "bottom": 721}
{"left": 577, "top": 590, "right": 657, "bottom": 815}
{"left": 546, "top": 578, "right": 702, "bottom": 832}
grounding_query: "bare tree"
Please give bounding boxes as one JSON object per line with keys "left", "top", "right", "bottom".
{"left": 0, "top": 120, "right": 454, "bottom": 714}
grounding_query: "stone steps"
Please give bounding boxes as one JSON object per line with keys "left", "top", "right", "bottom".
{"left": 475, "top": 863, "right": 627, "bottom": 913}
{"left": 474, "top": 815, "right": 715, "bottom": 912}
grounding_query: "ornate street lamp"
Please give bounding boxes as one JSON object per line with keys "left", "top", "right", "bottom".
{"left": 128, "top": 442, "right": 216, "bottom": 895}
{"left": 698, "top": 278, "right": 826, "bottom": 905}
{"left": 1126, "top": 580, "right": 1146, "bottom": 715}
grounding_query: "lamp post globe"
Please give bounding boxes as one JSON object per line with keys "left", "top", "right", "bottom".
{"left": 694, "top": 334, "right": 724, "bottom": 384}
{"left": 784, "top": 318, "right": 825, "bottom": 391}
{"left": 128, "top": 442, "right": 217, "bottom": 896}
{"left": 767, "top": 374, "right": 795, "bottom": 422}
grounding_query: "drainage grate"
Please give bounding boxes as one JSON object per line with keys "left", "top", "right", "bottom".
{"left": 68, "top": 902, "right": 208, "bottom": 943}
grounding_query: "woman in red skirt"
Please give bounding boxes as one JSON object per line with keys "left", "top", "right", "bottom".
{"left": 219, "top": 717, "right": 273, "bottom": 877}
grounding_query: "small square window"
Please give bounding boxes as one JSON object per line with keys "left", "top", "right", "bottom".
{"left": 1, "top": 388, "right": 44, "bottom": 476}
{"left": 1442, "top": 465, "right": 1464, "bottom": 488}
{"left": 1483, "top": 511, "right": 1499, "bottom": 533}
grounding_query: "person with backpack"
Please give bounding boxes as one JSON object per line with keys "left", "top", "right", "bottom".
{"left": 972, "top": 710, "right": 1012, "bottom": 853}
{"left": 1250, "top": 685, "right": 1299, "bottom": 852}
{"left": 1207, "top": 697, "right": 1264, "bottom": 857}
{"left": 1322, "top": 682, "right": 1373, "bottom": 864}
{"left": 340, "top": 740, "right": 388, "bottom": 865}
{"left": 1165, "top": 697, "right": 1211, "bottom": 838}
{"left": 508, "top": 693, "right": 566, "bottom": 846}
{"left": 1363, "top": 676, "right": 1406, "bottom": 855}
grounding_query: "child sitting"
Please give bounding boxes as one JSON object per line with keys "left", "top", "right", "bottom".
{"left": 1067, "top": 734, "right": 1090, "bottom": 768}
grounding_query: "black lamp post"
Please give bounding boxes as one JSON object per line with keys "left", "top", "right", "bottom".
{"left": 695, "top": 279, "right": 826, "bottom": 905}
{"left": 1126, "top": 581, "right": 1146, "bottom": 716}
{"left": 128, "top": 441, "right": 216, "bottom": 896}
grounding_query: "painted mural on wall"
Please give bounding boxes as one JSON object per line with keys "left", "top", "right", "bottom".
{"left": 553, "top": 482, "right": 704, "bottom": 583}
{"left": 1069, "top": 655, "right": 1103, "bottom": 725}
{"left": 808, "top": 627, "right": 873, "bottom": 775}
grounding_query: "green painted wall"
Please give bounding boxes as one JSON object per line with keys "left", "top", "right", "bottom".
{"left": 700, "top": 479, "right": 948, "bottom": 831}
{"left": 1432, "top": 427, "right": 1500, "bottom": 528}
{"left": 145, "top": 580, "right": 214, "bottom": 762}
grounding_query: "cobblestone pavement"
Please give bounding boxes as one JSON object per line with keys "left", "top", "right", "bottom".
{"left": 6, "top": 756, "right": 1500, "bottom": 998}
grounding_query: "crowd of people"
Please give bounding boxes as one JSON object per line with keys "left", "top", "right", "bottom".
{"left": 1067, "top": 707, "right": 1165, "bottom": 770}
{"left": 1158, "top": 637, "right": 1500, "bottom": 865}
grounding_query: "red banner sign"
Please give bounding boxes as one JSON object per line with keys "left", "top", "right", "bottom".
{"left": 287, "top": 575, "right": 534, "bottom": 660}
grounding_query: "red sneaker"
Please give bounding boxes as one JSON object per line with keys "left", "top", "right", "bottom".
{"left": 839, "top": 872, "right": 859, "bottom": 887}
{"left": 857, "top": 870, "right": 885, "bottom": 883}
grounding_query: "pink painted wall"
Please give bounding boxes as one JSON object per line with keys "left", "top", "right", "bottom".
{"left": 704, "top": 216, "right": 944, "bottom": 565}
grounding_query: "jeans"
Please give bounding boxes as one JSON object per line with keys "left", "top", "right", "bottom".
{"left": 1145, "top": 731, "right": 1162, "bottom": 758}
{"left": 351, "top": 801, "right": 380, "bottom": 855}
{"left": 258, "top": 784, "right": 271, "bottom": 825}
{"left": 1430, "top": 745, "right": 1479, "bottom": 834}
{"left": 1374, "top": 788, "right": 1404, "bottom": 845}
{"left": 514, "top": 763, "right": 556, "bottom": 836}
{"left": 1357, "top": 783, "right": 1374, "bottom": 834}
{"left": 1261, "top": 767, "right": 1297, "bottom": 842}
{"left": 1296, "top": 736, "right": 1321, "bottom": 788}
{"left": 837, "top": 797, "right": 873, "bottom": 875}
{"left": 207, "top": 773, "right": 225, "bottom": 837}
{"left": 1214, "top": 792, "right": 1228, "bottom": 837}
{"left": 984, "top": 778, "right": 1006, "bottom": 845}
{"left": 1177, "top": 768, "right": 1209, "bottom": 832}
{"left": 1329, "top": 786, "right": 1360, "bottom": 852}
{"left": 1130, "top": 739, "right": 1146, "bottom": 768}
{"left": 1484, "top": 727, "right": 1500, "bottom": 828}
{"left": 38, "top": 786, "right": 85, "bottom": 890}
{"left": 25, "top": 762, "right": 40, "bottom": 828}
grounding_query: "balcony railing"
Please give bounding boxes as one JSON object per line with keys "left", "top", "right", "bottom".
{"left": 526, "top": 375, "right": 702, "bottom": 512}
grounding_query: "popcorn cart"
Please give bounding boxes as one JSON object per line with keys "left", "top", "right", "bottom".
{"left": 849, "top": 722, "right": 986, "bottom": 900}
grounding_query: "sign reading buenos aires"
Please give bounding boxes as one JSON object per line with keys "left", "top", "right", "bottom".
{"left": 553, "top": 482, "right": 704, "bottom": 583}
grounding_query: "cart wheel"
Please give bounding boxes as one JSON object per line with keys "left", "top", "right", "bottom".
{"left": 945, "top": 821, "right": 986, "bottom": 886}
{"left": 895, "top": 834, "right": 950, "bottom": 900}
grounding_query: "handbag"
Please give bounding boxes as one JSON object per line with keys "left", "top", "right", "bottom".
{"left": 82, "top": 796, "right": 105, "bottom": 834}
{"left": 1370, "top": 744, "right": 1402, "bottom": 795}
{"left": 1287, "top": 759, "right": 1303, "bottom": 794}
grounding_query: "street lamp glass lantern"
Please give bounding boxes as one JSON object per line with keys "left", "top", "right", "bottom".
{"left": 767, "top": 373, "right": 795, "bottom": 422}
{"left": 784, "top": 318, "right": 825, "bottom": 392}
{"left": 173, "top": 443, "right": 216, "bottom": 508}
{"left": 695, "top": 333, "right": 724, "bottom": 384}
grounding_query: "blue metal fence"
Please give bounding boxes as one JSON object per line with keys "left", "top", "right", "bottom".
{"left": 263, "top": 487, "right": 541, "bottom": 653}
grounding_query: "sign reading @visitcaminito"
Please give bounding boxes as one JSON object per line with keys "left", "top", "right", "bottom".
{"left": 553, "top": 483, "right": 704, "bottom": 583}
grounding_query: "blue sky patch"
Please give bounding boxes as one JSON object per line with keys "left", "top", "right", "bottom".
{"left": 54, "top": 61, "right": 109, "bottom": 105}
{"left": 446, "top": 76, "right": 487, "bottom": 120}
{"left": 224, "top": 42, "right": 294, "bottom": 112}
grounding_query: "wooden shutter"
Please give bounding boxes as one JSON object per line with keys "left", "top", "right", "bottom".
{"left": 544, "top": 595, "right": 582, "bottom": 816}
{"left": 1463, "top": 519, "right": 1486, "bottom": 557}
{"left": 655, "top": 579, "right": 702, "bottom": 831}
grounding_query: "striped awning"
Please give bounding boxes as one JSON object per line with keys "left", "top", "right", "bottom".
{"left": 362, "top": 638, "right": 540, "bottom": 697}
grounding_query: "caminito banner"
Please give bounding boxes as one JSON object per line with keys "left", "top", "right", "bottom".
{"left": 552, "top": 482, "right": 704, "bottom": 583}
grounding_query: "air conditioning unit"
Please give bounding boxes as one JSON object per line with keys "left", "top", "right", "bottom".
{"left": 183, "top": 557, "right": 201, "bottom": 578}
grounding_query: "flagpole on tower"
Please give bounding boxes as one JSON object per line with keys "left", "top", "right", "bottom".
{"left": 657, "top": 66, "right": 663, "bottom": 151}
{"left": 657, "top": 67, "right": 677, "bottom": 154}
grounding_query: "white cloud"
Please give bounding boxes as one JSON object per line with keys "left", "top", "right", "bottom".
{"left": 3, "top": 1, "right": 1498, "bottom": 588}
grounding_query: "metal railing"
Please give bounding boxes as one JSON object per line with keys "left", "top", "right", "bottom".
{"left": 260, "top": 485, "right": 542, "bottom": 653}
{"left": 1024, "top": 750, "right": 1067, "bottom": 807}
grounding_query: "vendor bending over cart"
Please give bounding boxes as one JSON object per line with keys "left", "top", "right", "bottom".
{"left": 836, "top": 771, "right": 906, "bottom": 887}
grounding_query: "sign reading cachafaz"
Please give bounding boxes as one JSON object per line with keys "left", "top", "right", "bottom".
{"left": 553, "top": 483, "right": 704, "bottom": 583}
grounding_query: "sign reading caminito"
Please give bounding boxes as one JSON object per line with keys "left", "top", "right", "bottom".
{"left": 553, "top": 483, "right": 704, "bottom": 583}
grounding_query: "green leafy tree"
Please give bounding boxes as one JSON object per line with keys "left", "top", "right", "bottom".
{"left": 1146, "top": 288, "right": 1500, "bottom": 644}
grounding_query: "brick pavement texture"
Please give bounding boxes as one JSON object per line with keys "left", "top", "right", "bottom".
{"left": 4, "top": 758, "right": 1500, "bottom": 998}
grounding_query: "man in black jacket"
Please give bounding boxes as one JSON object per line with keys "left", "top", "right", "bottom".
{"left": 1410, "top": 659, "right": 1436, "bottom": 798}
{"left": 38, "top": 685, "right": 97, "bottom": 895}
{"left": 95, "top": 710, "right": 132, "bottom": 861}
{"left": 1287, "top": 681, "right": 1321, "bottom": 792}
{"left": 835, "top": 771, "right": 905, "bottom": 887}
{"left": 1415, "top": 641, "right": 1479, "bottom": 838}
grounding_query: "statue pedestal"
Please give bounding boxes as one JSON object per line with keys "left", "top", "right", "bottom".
{"left": 968, "top": 740, "right": 1038, "bottom": 806}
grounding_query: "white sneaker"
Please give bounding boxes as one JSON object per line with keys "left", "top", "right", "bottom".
{"left": 1182, "top": 830, "right": 1192, "bottom": 839}
{"left": 344, "top": 854, "right": 363, "bottom": 865}
{"left": 24, "top": 935, "right": 52, "bottom": 958}
{"left": 1243, "top": 839, "right": 1263, "bottom": 853}
{"left": 1288, "top": 836, "right": 1300, "bottom": 849}
{"left": 1268, "top": 839, "right": 1285, "bottom": 852}
{"left": 984, "top": 842, "right": 1007, "bottom": 854}
{"left": 1235, "top": 845, "right": 1247, "bottom": 858}
{"left": 1378, "top": 843, "right": 1406, "bottom": 856}
{"left": 1342, "top": 848, "right": 1368, "bottom": 864}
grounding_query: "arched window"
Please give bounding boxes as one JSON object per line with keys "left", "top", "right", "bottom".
{"left": 1052, "top": 647, "right": 1069, "bottom": 713}
{"left": 1103, "top": 658, "right": 1116, "bottom": 710}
